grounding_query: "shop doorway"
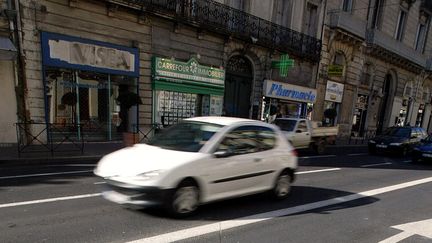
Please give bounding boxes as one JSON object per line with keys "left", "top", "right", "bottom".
{"left": 225, "top": 56, "right": 253, "bottom": 118}
{"left": 377, "top": 74, "right": 393, "bottom": 134}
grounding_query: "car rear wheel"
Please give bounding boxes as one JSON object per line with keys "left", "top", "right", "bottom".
{"left": 168, "top": 181, "right": 199, "bottom": 217}
{"left": 273, "top": 172, "right": 292, "bottom": 200}
{"left": 314, "top": 140, "right": 326, "bottom": 155}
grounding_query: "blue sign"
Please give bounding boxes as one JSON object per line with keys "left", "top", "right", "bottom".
{"left": 263, "top": 80, "right": 317, "bottom": 103}
{"left": 41, "top": 32, "right": 139, "bottom": 77}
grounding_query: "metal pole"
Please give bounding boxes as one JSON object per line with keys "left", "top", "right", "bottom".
{"left": 108, "top": 74, "right": 112, "bottom": 141}
{"left": 75, "top": 71, "right": 81, "bottom": 140}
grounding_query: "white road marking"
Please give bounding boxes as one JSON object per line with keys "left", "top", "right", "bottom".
{"left": 402, "top": 160, "right": 411, "bottom": 163}
{"left": 94, "top": 182, "right": 106, "bottom": 185}
{"left": 348, "top": 153, "right": 368, "bottom": 156}
{"left": 127, "top": 176, "right": 432, "bottom": 243}
{"left": 379, "top": 218, "right": 432, "bottom": 242}
{"left": 47, "top": 164, "right": 96, "bottom": 167}
{"left": 0, "top": 193, "right": 102, "bottom": 209}
{"left": 296, "top": 168, "right": 341, "bottom": 174}
{"left": 0, "top": 170, "right": 94, "bottom": 180}
{"left": 299, "top": 155, "right": 337, "bottom": 159}
{"left": 360, "top": 162, "right": 392, "bottom": 168}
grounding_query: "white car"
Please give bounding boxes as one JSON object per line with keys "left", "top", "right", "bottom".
{"left": 94, "top": 116, "right": 298, "bottom": 217}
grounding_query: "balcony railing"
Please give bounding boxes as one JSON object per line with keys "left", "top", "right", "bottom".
{"left": 421, "top": 0, "right": 432, "bottom": 14}
{"left": 366, "top": 28, "right": 428, "bottom": 68}
{"left": 106, "top": 0, "right": 322, "bottom": 62}
{"left": 329, "top": 11, "right": 367, "bottom": 39}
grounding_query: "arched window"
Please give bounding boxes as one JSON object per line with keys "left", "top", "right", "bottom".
{"left": 331, "top": 51, "right": 346, "bottom": 77}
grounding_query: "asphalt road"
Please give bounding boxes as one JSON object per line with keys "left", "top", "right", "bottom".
{"left": 1, "top": 152, "right": 432, "bottom": 243}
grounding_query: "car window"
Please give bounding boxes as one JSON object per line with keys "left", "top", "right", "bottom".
{"left": 274, "top": 119, "right": 296, "bottom": 131}
{"left": 382, "top": 127, "right": 410, "bottom": 137}
{"left": 148, "top": 121, "right": 222, "bottom": 152}
{"left": 297, "top": 121, "right": 308, "bottom": 132}
{"left": 216, "top": 125, "right": 276, "bottom": 155}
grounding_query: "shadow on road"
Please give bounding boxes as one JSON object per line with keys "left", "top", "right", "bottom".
{"left": 141, "top": 185, "right": 379, "bottom": 221}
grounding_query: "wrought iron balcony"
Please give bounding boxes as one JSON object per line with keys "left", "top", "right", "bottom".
{"left": 329, "top": 11, "right": 367, "bottom": 39}
{"left": 421, "top": 0, "right": 432, "bottom": 14}
{"left": 105, "top": 0, "right": 322, "bottom": 62}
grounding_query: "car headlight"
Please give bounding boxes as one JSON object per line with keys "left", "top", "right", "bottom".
{"left": 389, "top": 143, "right": 402, "bottom": 146}
{"left": 369, "top": 140, "right": 376, "bottom": 144}
{"left": 134, "top": 170, "right": 164, "bottom": 181}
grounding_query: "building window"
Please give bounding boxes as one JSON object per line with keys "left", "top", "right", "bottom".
{"left": 415, "top": 23, "right": 427, "bottom": 52}
{"left": 404, "top": 82, "right": 413, "bottom": 97}
{"left": 304, "top": 3, "right": 319, "bottom": 37}
{"left": 342, "top": 0, "right": 353, "bottom": 12}
{"left": 360, "top": 63, "right": 372, "bottom": 86}
{"left": 372, "top": 0, "right": 385, "bottom": 29}
{"left": 274, "top": 0, "right": 292, "bottom": 28}
{"left": 332, "top": 52, "right": 346, "bottom": 77}
{"left": 395, "top": 10, "right": 407, "bottom": 41}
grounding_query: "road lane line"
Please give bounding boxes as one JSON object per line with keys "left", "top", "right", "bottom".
{"left": 0, "top": 193, "right": 102, "bottom": 209}
{"left": 47, "top": 164, "right": 96, "bottom": 167}
{"left": 402, "top": 160, "right": 411, "bottom": 163}
{"left": 127, "top": 176, "right": 432, "bottom": 243}
{"left": 94, "top": 182, "right": 106, "bottom": 185}
{"left": 299, "top": 155, "right": 337, "bottom": 159}
{"left": 348, "top": 153, "right": 368, "bottom": 156}
{"left": 296, "top": 168, "right": 341, "bottom": 174}
{"left": 360, "top": 162, "right": 392, "bottom": 168}
{"left": 0, "top": 170, "right": 94, "bottom": 180}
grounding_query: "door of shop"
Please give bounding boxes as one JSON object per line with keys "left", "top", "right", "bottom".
{"left": 225, "top": 56, "right": 253, "bottom": 118}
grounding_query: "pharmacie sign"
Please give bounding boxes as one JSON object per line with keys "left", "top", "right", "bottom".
{"left": 325, "top": 80, "right": 344, "bottom": 103}
{"left": 41, "top": 32, "right": 139, "bottom": 77}
{"left": 263, "top": 80, "right": 317, "bottom": 103}
{"left": 153, "top": 57, "right": 225, "bottom": 86}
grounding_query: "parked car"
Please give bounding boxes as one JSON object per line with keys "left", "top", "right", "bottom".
{"left": 412, "top": 135, "right": 432, "bottom": 163}
{"left": 273, "top": 118, "right": 339, "bottom": 154}
{"left": 94, "top": 116, "right": 298, "bottom": 217}
{"left": 368, "top": 126, "right": 428, "bottom": 156}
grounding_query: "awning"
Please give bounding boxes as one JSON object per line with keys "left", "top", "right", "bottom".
{"left": 0, "top": 36, "right": 17, "bottom": 60}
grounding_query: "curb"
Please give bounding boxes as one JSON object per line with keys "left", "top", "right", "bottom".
{"left": 0, "top": 155, "right": 103, "bottom": 167}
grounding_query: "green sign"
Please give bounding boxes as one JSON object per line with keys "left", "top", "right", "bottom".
{"left": 272, "top": 54, "right": 295, "bottom": 77}
{"left": 153, "top": 57, "right": 225, "bottom": 86}
{"left": 328, "top": 65, "right": 344, "bottom": 77}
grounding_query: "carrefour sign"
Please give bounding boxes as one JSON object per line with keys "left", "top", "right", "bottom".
{"left": 263, "top": 80, "right": 317, "bottom": 103}
{"left": 153, "top": 57, "right": 225, "bottom": 86}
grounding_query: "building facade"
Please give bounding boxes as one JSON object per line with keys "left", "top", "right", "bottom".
{"left": 10, "top": 0, "right": 323, "bottom": 143}
{"left": 316, "top": 0, "right": 432, "bottom": 138}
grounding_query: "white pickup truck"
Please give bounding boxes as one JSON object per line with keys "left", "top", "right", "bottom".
{"left": 273, "top": 118, "right": 339, "bottom": 154}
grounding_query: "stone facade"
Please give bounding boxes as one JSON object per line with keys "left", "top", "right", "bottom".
{"left": 319, "top": 0, "right": 432, "bottom": 138}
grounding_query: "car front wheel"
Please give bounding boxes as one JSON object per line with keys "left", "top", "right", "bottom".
{"left": 168, "top": 181, "right": 200, "bottom": 217}
{"left": 273, "top": 172, "right": 292, "bottom": 200}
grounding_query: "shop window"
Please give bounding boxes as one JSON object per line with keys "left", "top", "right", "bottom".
{"left": 323, "top": 101, "right": 339, "bottom": 126}
{"left": 45, "top": 68, "right": 138, "bottom": 141}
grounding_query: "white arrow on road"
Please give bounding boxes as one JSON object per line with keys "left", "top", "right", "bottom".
{"left": 379, "top": 218, "right": 432, "bottom": 243}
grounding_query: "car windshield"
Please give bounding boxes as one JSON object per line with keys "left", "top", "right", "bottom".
{"left": 274, "top": 119, "right": 296, "bottom": 132}
{"left": 423, "top": 136, "right": 432, "bottom": 143}
{"left": 148, "top": 121, "right": 223, "bottom": 152}
{"left": 382, "top": 127, "right": 410, "bottom": 138}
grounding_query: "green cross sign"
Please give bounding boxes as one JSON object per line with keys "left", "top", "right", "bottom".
{"left": 272, "top": 54, "right": 294, "bottom": 77}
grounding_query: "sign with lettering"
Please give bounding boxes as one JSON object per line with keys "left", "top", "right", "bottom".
{"left": 328, "top": 65, "right": 344, "bottom": 77}
{"left": 325, "top": 81, "right": 344, "bottom": 103}
{"left": 41, "top": 32, "right": 139, "bottom": 77}
{"left": 263, "top": 80, "right": 317, "bottom": 103}
{"left": 153, "top": 57, "right": 225, "bottom": 86}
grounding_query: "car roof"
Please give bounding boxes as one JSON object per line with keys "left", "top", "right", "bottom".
{"left": 185, "top": 116, "right": 260, "bottom": 126}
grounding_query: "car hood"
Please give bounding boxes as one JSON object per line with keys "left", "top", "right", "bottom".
{"left": 372, "top": 136, "right": 408, "bottom": 144}
{"left": 94, "top": 144, "right": 207, "bottom": 177}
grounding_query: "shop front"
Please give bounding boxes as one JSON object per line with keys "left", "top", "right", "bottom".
{"left": 41, "top": 32, "right": 140, "bottom": 141}
{"left": 262, "top": 80, "right": 317, "bottom": 122}
{"left": 324, "top": 81, "right": 344, "bottom": 126}
{"left": 152, "top": 57, "right": 225, "bottom": 126}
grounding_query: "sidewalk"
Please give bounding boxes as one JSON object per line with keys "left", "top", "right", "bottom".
{"left": 0, "top": 142, "right": 124, "bottom": 166}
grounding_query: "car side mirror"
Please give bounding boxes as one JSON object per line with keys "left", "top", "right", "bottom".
{"left": 295, "top": 130, "right": 302, "bottom": 133}
{"left": 214, "top": 150, "right": 232, "bottom": 158}
{"left": 411, "top": 135, "right": 418, "bottom": 139}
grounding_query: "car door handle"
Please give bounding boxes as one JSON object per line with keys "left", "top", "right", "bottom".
{"left": 254, "top": 158, "right": 262, "bottom": 162}
{"left": 305, "top": 133, "right": 310, "bottom": 135}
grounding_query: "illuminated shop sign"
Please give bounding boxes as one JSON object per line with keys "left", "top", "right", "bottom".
{"left": 263, "top": 80, "right": 317, "bottom": 103}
